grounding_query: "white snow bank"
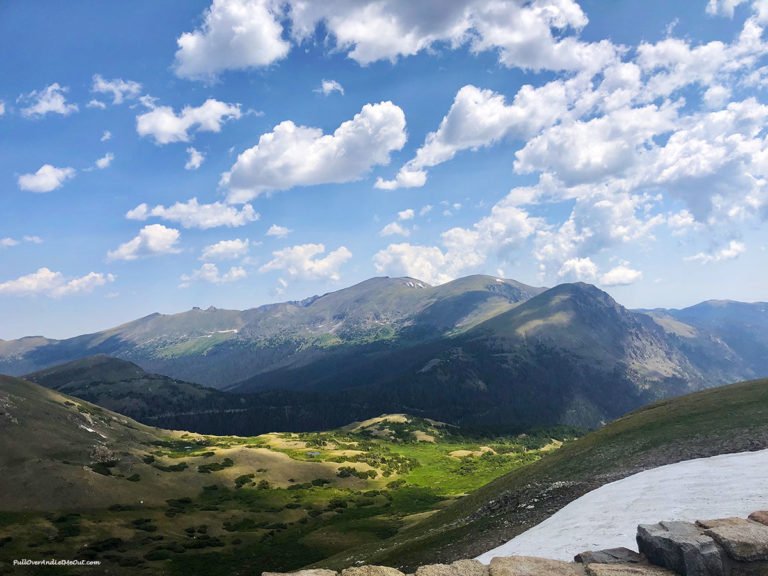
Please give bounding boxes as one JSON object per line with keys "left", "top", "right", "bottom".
{"left": 476, "top": 449, "right": 768, "bottom": 563}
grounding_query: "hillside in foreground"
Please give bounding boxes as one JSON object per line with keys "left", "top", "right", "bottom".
{"left": 0, "top": 374, "right": 569, "bottom": 575}
{"left": 313, "top": 376, "right": 768, "bottom": 572}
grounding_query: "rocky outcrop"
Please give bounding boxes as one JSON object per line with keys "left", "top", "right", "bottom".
{"left": 263, "top": 511, "right": 768, "bottom": 576}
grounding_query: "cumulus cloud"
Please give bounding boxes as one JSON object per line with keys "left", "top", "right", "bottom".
{"left": 0, "top": 238, "right": 18, "bottom": 248}
{"left": 685, "top": 240, "right": 746, "bottom": 263}
{"left": 398, "top": 209, "right": 414, "bottom": 220}
{"left": 260, "top": 243, "right": 352, "bottom": 280}
{"left": 18, "top": 83, "right": 78, "bottom": 118}
{"left": 126, "top": 198, "right": 258, "bottom": 229}
{"left": 0, "top": 101, "right": 5, "bottom": 116}
{"left": 174, "top": 0, "right": 290, "bottom": 79}
{"left": 0, "top": 268, "right": 114, "bottom": 297}
{"left": 373, "top": 244, "right": 452, "bottom": 285}
{"left": 95, "top": 153, "right": 114, "bottom": 169}
{"left": 18, "top": 165, "right": 75, "bottom": 192}
{"left": 136, "top": 99, "right": 241, "bottom": 145}
{"left": 87, "top": 99, "right": 107, "bottom": 109}
{"left": 599, "top": 264, "right": 643, "bottom": 286}
{"left": 175, "top": 1, "right": 614, "bottom": 79}
{"left": 185, "top": 147, "right": 205, "bottom": 170}
{"left": 557, "top": 257, "right": 598, "bottom": 281}
{"left": 266, "top": 224, "right": 292, "bottom": 238}
{"left": 222, "top": 101, "right": 406, "bottom": 202}
{"left": 200, "top": 238, "right": 250, "bottom": 261}
{"left": 181, "top": 263, "right": 246, "bottom": 284}
{"left": 380, "top": 222, "right": 410, "bottom": 237}
{"left": 316, "top": 79, "right": 344, "bottom": 96}
{"left": 91, "top": 74, "right": 142, "bottom": 104}
{"left": 376, "top": 81, "right": 585, "bottom": 189}
{"left": 107, "top": 225, "right": 181, "bottom": 261}
{"left": 101, "top": 130, "right": 112, "bottom": 142}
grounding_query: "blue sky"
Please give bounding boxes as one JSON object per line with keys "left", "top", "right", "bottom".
{"left": 2, "top": 0, "right": 768, "bottom": 339}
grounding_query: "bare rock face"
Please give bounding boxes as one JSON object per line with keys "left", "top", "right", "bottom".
{"left": 341, "top": 567, "right": 405, "bottom": 576}
{"left": 575, "top": 548, "right": 644, "bottom": 566}
{"left": 637, "top": 521, "right": 727, "bottom": 576}
{"left": 584, "top": 565, "right": 677, "bottom": 575}
{"left": 414, "top": 564, "right": 458, "bottom": 576}
{"left": 489, "top": 556, "right": 587, "bottom": 576}
{"left": 697, "top": 517, "right": 768, "bottom": 562}
{"left": 747, "top": 511, "right": 768, "bottom": 527}
{"left": 262, "top": 570, "right": 338, "bottom": 576}
{"left": 450, "top": 559, "right": 490, "bottom": 576}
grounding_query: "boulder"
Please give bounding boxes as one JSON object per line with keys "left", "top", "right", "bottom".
{"left": 262, "top": 570, "right": 338, "bottom": 576}
{"left": 697, "top": 517, "right": 768, "bottom": 562}
{"left": 575, "top": 548, "right": 643, "bottom": 566}
{"left": 489, "top": 556, "right": 587, "bottom": 576}
{"left": 585, "top": 564, "right": 678, "bottom": 576}
{"left": 450, "top": 559, "right": 489, "bottom": 576}
{"left": 341, "top": 567, "right": 405, "bottom": 576}
{"left": 636, "top": 521, "right": 726, "bottom": 576}
{"left": 747, "top": 511, "right": 768, "bottom": 527}
{"left": 414, "top": 564, "right": 457, "bottom": 576}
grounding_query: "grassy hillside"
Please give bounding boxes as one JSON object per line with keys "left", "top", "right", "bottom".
{"left": 0, "top": 375, "right": 570, "bottom": 575}
{"left": 314, "top": 377, "right": 768, "bottom": 572}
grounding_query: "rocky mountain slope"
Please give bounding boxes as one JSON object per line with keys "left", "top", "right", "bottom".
{"left": 0, "top": 275, "right": 543, "bottom": 388}
{"left": 6, "top": 277, "right": 768, "bottom": 433}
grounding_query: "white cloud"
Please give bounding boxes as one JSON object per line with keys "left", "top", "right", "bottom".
{"left": 181, "top": 263, "right": 246, "bottom": 285}
{"left": 91, "top": 74, "right": 141, "bottom": 104}
{"left": 0, "top": 101, "right": 5, "bottom": 115}
{"left": 706, "top": 0, "right": 749, "bottom": 18}
{"left": 377, "top": 81, "right": 587, "bottom": 189}
{"left": 136, "top": 99, "right": 241, "bottom": 145}
{"left": 373, "top": 244, "right": 451, "bottom": 285}
{"left": 266, "top": 224, "right": 292, "bottom": 238}
{"left": 200, "top": 238, "right": 250, "bottom": 261}
{"left": 419, "top": 205, "right": 433, "bottom": 216}
{"left": 1, "top": 236, "right": 42, "bottom": 248}
{"left": 87, "top": 99, "right": 107, "bottom": 109}
{"left": 95, "top": 152, "right": 114, "bottom": 169}
{"left": 557, "top": 257, "right": 598, "bottom": 281}
{"left": 380, "top": 222, "right": 410, "bottom": 237}
{"left": 127, "top": 198, "right": 258, "bottom": 229}
{"left": 289, "top": 0, "right": 616, "bottom": 71}
{"left": 101, "top": 130, "right": 112, "bottom": 142}
{"left": 260, "top": 243, "right": 352, "bottom": 280}
{"left": 107, "top": 224, "right": 181, "bottom": 261}
{"left": 18, "top": 165, "right": 75, "bottom": 192}
{"left": 599, "top": 264, "right": 642, "bottom": 286}
{"left": 18, "top": 83, "right": 78, "bottom": 118}
{"left": 174, "top": 0, "right": 290, "bottom": 79}
{"left": 0, "top": 268, "right": 114, "bottom": 297}
{"left": 223, "top": 101, "right": 406, "bottom": 201}
{"left": 185, "top": 147, "right": 205, "bottom": 170}
{"left": 668, "top": 209, "right": 703, "bottom": 235}
{"left": 316, "top": 79, "right": 344, "bottom": 96}
{"left": 397, "top": 208, "right": 414, "bottom": 220}
{"left": 685, "top": 240, "right": 746, "bottom": 263}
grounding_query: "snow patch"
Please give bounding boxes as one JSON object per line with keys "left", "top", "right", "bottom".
{"left": 477, "top": 449, "right": 768, "bottom": 563}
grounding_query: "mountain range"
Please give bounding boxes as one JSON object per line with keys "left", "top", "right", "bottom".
{"left": 3, "top": 275, "right": 768, "bottom": 433}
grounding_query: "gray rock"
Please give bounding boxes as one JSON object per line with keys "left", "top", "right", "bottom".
{"left": 341, "top": 567, "right": 405, "bottom": 576}
{"left": 451, "top": 559, "right": 489, "bottom": 576}
{"left": 585, "top": 564, "right": 677, "bottom": 576}
{"left": 698, "top": 517, "right": 768, "bottom": 562}
{"left": 748, "top": 511, "right": 768, "bottom": 527}
{"left": 262, "top": 570, "right": 338, "bottom": 576}
{"left": 416, "top": 565, "right": 458, "bottom": 576}
{"left": 636, "top": 521, "right": 726, "bottom": 576}
{"left": 489, "top": 555, "right": 586, "bottom": 575}
{"left": 575, "top": 548, "right": 643, "bottom": 566}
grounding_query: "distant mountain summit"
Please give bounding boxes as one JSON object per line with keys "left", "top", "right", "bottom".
{"left": 2, "top": 275, "right": 768, "bottom": 433}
